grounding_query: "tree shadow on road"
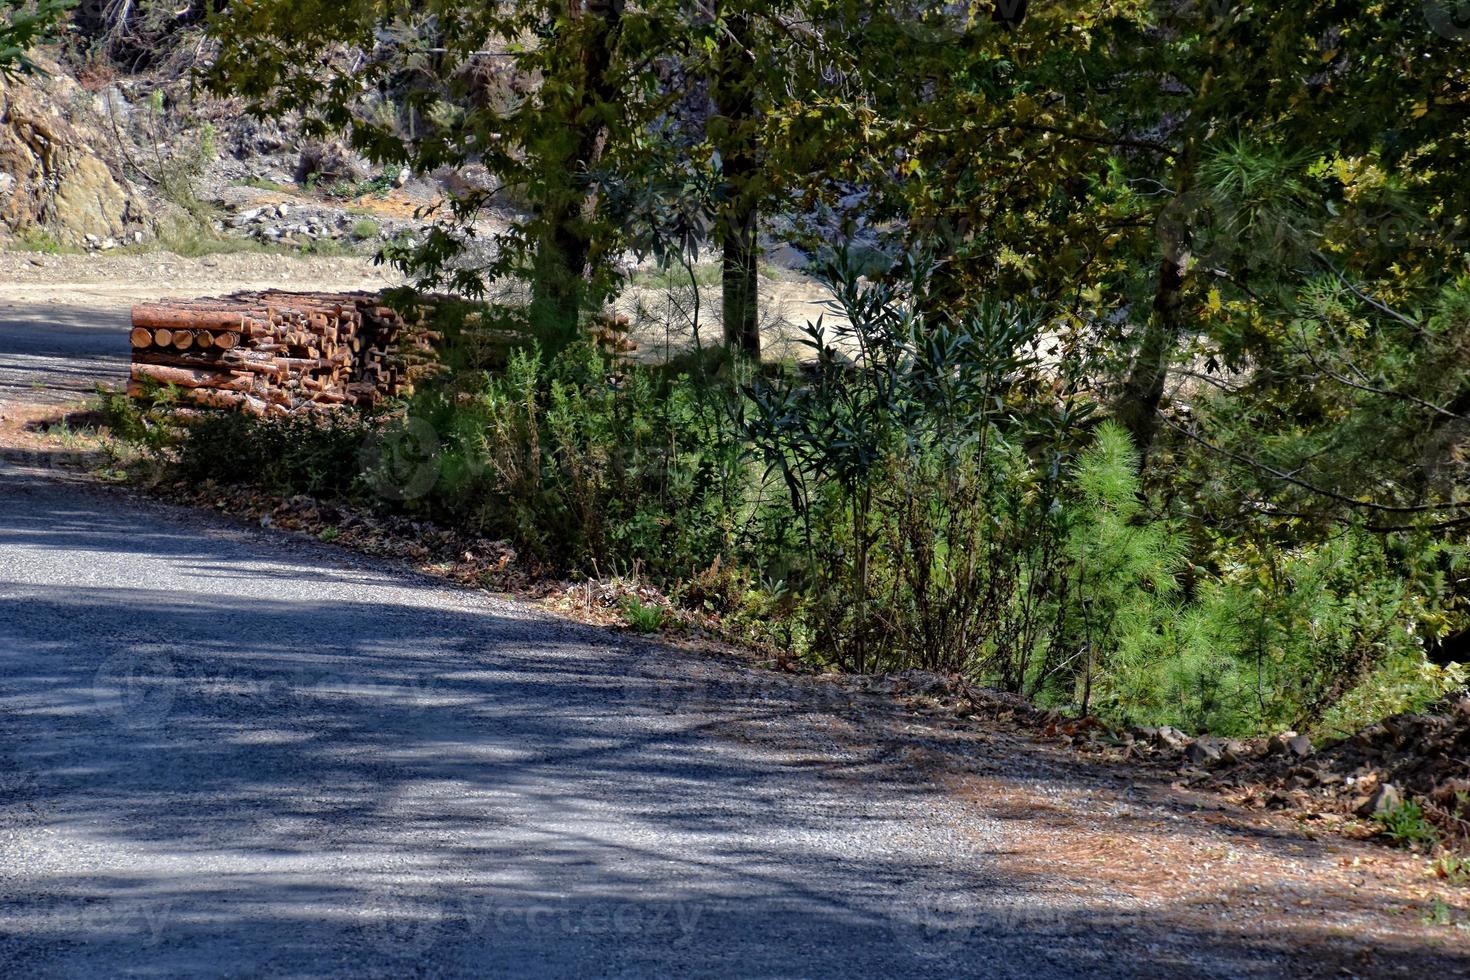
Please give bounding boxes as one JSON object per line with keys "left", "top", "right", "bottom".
{"left": 2, "top": 473, "right": 1468, "bottom": 978}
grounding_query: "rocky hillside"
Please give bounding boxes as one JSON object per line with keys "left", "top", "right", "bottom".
{"left": 0, "top": 54, "right": 152, "bottom": 248}
{"left": 0, "top": 49, "right": 487, "bottom": 257}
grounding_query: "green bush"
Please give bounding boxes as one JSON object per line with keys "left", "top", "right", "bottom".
{"left": 397, "top": 341, "right": 782, "bottom": 580}
{"left": 621, "top": 595, "right": 667, "bottom": 633}
{"left": 174, "top": 411, "right": 378, "bottom": 497}
{"left": 143, "top": 253, "right": 1459, "bottom": 740}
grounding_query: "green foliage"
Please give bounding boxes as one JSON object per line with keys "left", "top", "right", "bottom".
{"left": 620, "top": 595, "right": 667, "bottom": 633}
{"left": 98, "top": 383, "right": 181, "bottom": 461}
{"left": 9, "top": 227, "right": 70, "bottom": 253}
{"left": 395, "top": 341, "right": 774, "bottom": 580}
{"left": 0, "top": 0, "right": 74, "bottom": 76}
{"left": 1376, "top": 800, "right": 1440, "bottom": 850}
{"left": 174, "top": 411, "right": 378, "bottom": 498}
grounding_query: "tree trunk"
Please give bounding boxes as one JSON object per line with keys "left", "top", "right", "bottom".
{"left": 1116, "top": 248, "right": 1188, "bottom": 458}
{"left": 713, "top": 9, "right": 761, "bottom": 359}
{"left": 529, "top": 0, "right": 625, "bottom": 353}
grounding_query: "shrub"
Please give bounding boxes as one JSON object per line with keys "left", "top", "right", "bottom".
{"left": 621, "top": 595, "right": 667, "bottom": 633}
{"left": 399, "top": 342, "right": 778, "bottom": 579}
{"left": 174, "top": 411, "right": 378, "bottom": 497}
{"left": 1376, "top": 800, "right": 1440, "bottom": 849}
{"left": 141, "top": 250, "right": 1457, "bottom": 741}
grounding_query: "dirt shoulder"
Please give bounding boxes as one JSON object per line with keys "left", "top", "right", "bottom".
{"left": 0, "top": 250, "right": 405, "bottom": 307}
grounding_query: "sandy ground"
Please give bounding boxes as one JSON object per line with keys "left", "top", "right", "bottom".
{"left": 0, "top": 250, "right": 405, "bottom": 306}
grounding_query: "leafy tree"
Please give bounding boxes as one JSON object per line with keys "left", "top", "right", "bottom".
{"left": 208, "top": 1, "right": 680, "bottom": 352}
{"left": 0, "top": 0, "right": 73, "bottom": 75}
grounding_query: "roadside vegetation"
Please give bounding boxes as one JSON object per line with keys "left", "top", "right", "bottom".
{"left": 64, "top": 0, "right": 1470, "bottom": 845}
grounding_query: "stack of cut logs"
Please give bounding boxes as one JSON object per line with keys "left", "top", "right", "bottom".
{"left": 129, "top": 291, "right": 442, "bottom": 416}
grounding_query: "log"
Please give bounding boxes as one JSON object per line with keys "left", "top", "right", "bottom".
{"left": 178, "top": 387, "right": 267, "bottom": 416}
{"left": 132, "top": 307, "right": 246, "bottom": 331}
{"left": 131, "top": 363, "right": 253, "bottom": 392}
{"left": 129, "top": 290, "right": 440, "bottom": 417}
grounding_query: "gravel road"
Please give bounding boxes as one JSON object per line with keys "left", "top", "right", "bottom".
{"left": 0, "top": 462, "right": 1068, "bottom": 978}
{"left": 4, "top": 464, "right": 1470, "bottom": 978}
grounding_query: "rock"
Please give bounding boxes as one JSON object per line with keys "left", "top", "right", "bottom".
{"left": 1286, "top": 734, "right": 1313, "bottom": 758}
{"left": 0, "top": 58, "right": 152, "bottom": 245}
{"left": 1185, "top": 739, "right": 1223, "bottom": 765}
{"left": 1266, "top": 734, "right": 1288, "bottom": 756}
{"left": 1287, "top": 765, "right": 1319, "bottom": 787}
{"left": 297, "top": 139, "right": 365, "bottom": 184}
{"left": 895, "top": 670, "right": 951, "bottom": 697}
{"left": 864, "top": 676, "right": 901, "bottom": 696}
{"left": 1356, "top": 782, "right": 1402, "bottom": 818}
{"left": 395, "top": 167, "right": 411, "bottom": 187}
{"left": 1154, "top": 726, "right": 1190, "bottom": 752}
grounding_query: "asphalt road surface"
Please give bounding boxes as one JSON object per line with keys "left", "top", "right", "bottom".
{"left": 0, "top": 305, "right": 130, "bottom": 409}
{"left": 0, "top": 461, "right": 1256, "bottom": 979}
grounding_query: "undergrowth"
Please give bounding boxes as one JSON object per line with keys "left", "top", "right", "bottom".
{"left": 117, "top": 255, "right": 1464, "bottom": 739}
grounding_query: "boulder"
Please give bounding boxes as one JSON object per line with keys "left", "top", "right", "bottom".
{"left": 0, "top": 57, "right": 152, "bottom": 246}
{"left": 1185, "top": 739, "right": 1223, "bottom": 766}
{"left": 1355, "top": 782, "right": 1403, "bottom": 818}
{"left": 1154, "top": 726, "right": 1190, "bottom": 752}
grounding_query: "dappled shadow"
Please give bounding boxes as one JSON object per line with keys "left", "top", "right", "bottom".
{"left": 0, "top": 304, "right": 130, "bottom": 406}
{"left": 1, "top": 465, "right": 1467, "bottom": 977}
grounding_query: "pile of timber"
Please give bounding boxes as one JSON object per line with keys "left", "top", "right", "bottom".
{"left": 128, "top": 291, "right": 442, "bottom": 416}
